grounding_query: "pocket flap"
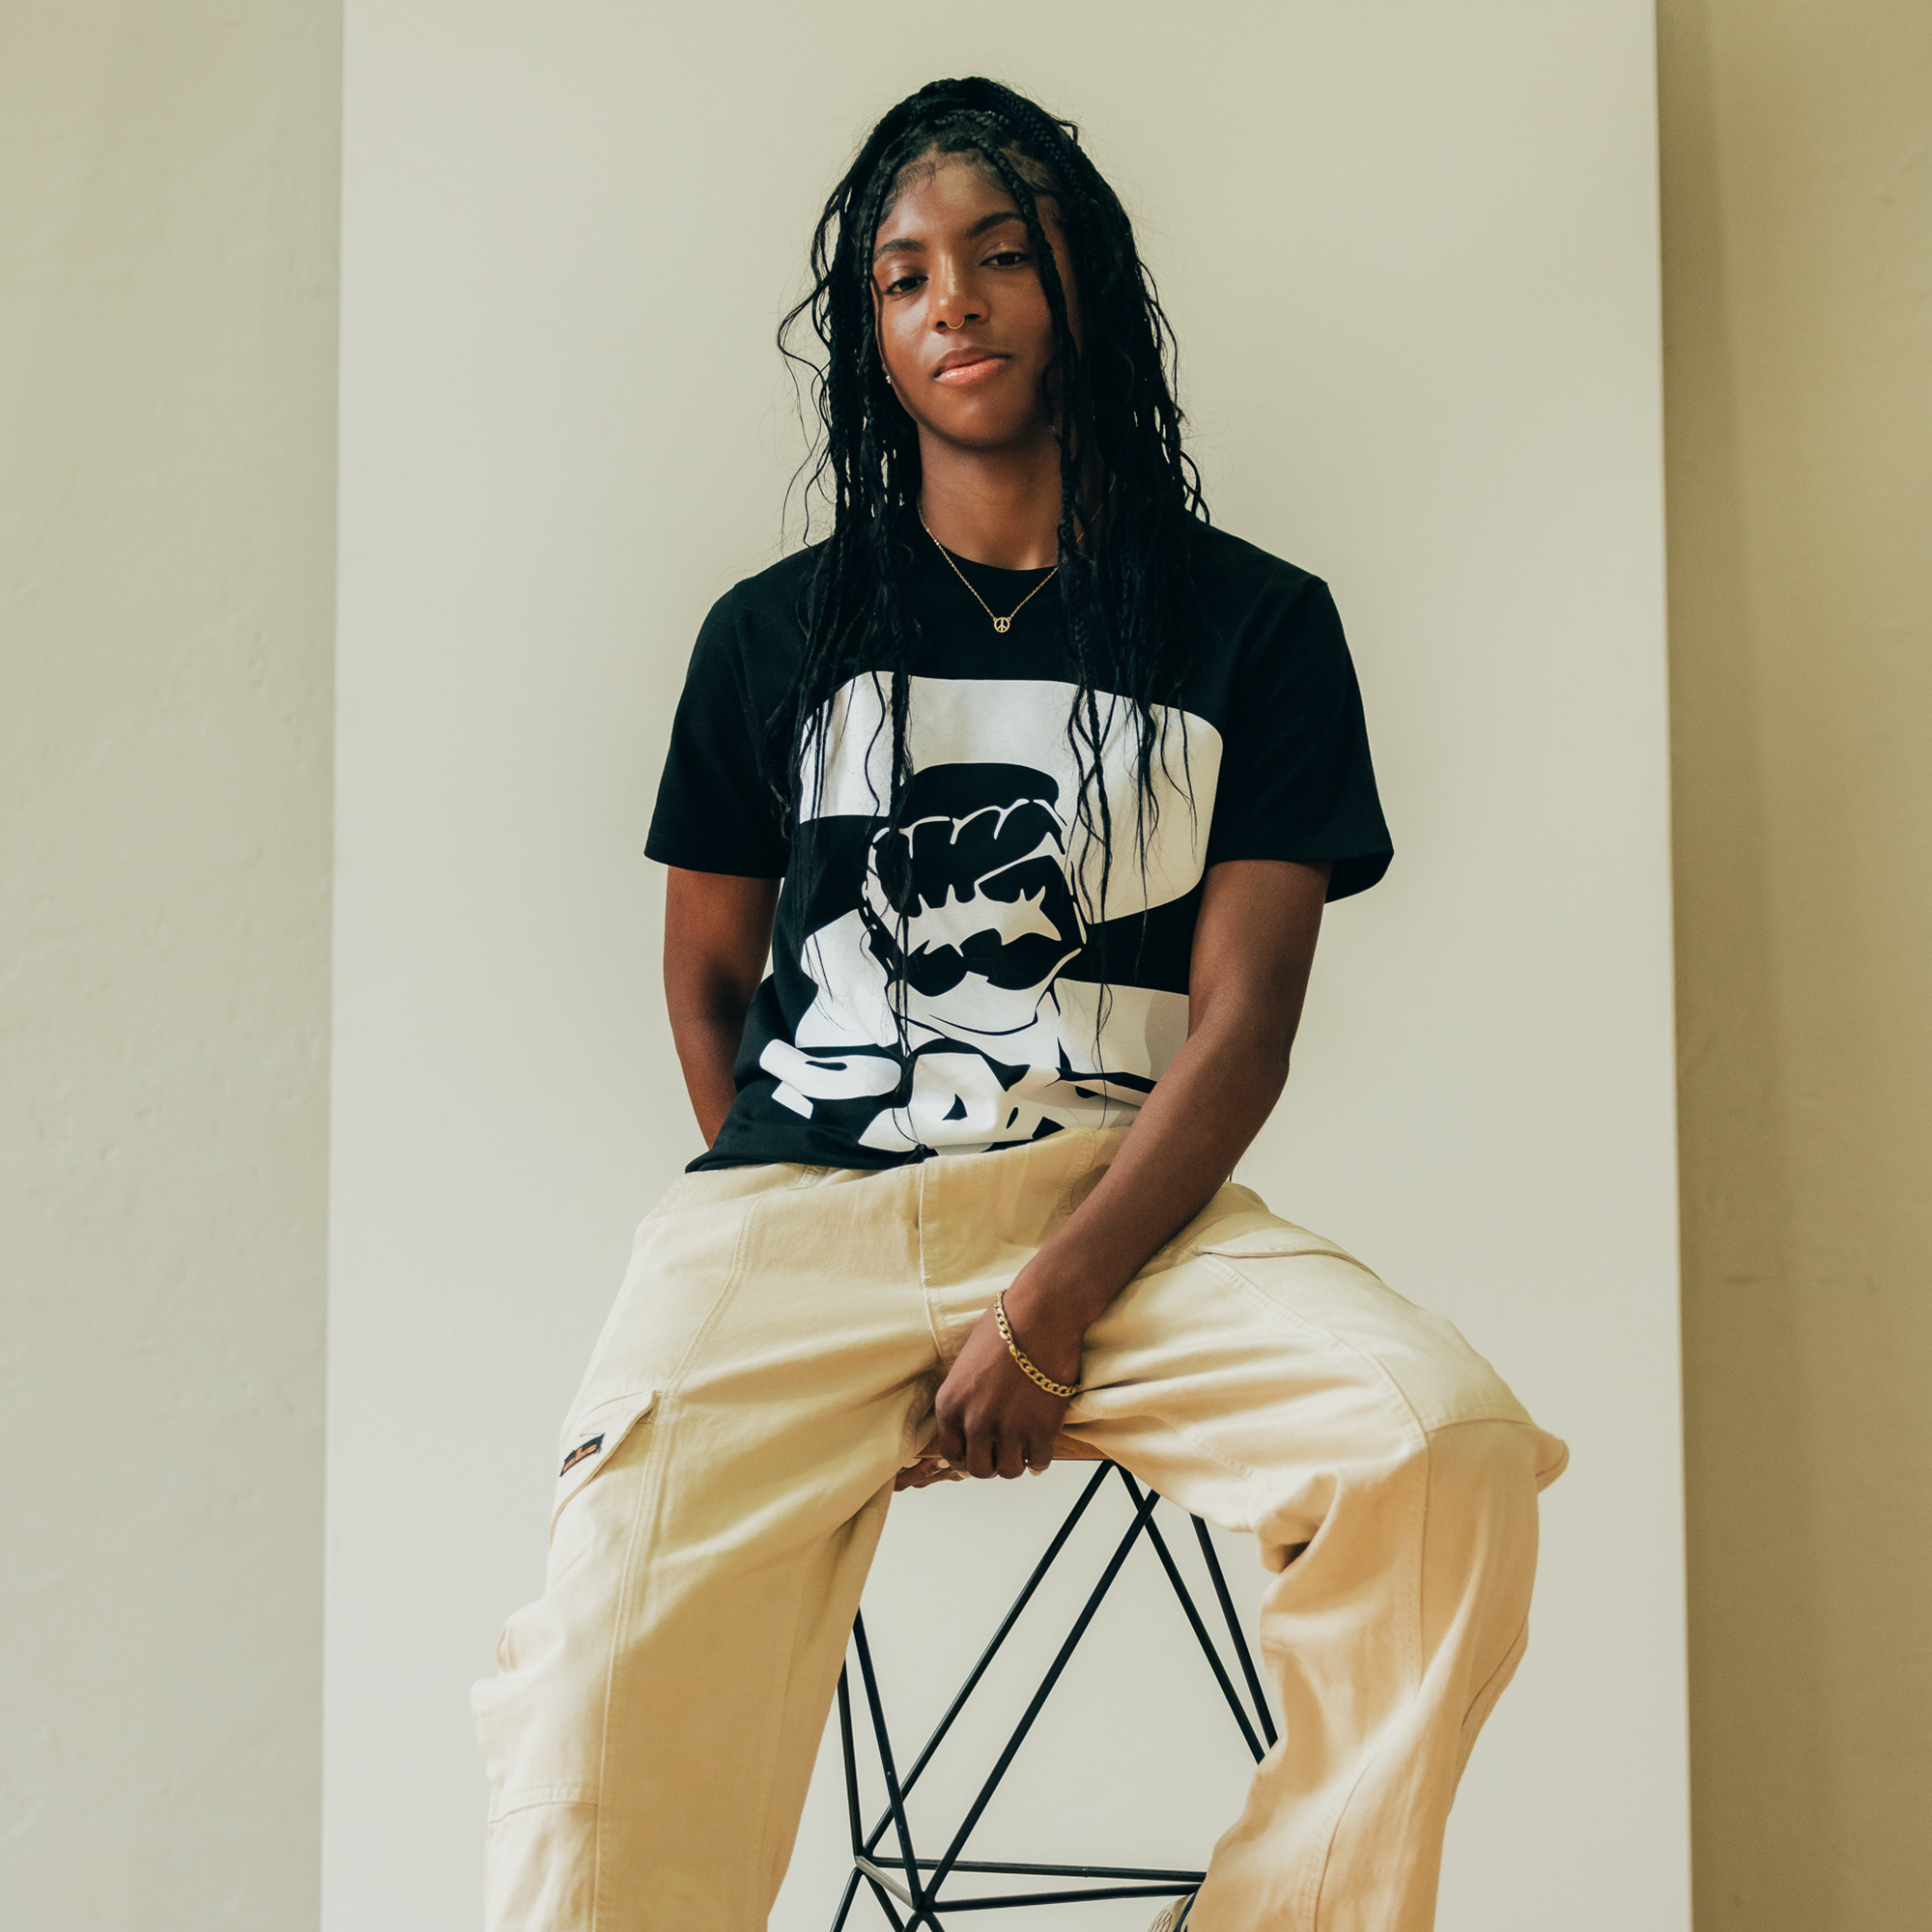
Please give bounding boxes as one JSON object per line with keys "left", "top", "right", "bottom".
{"left": 1189, "top": 1222, "right": 1361, "bottom": 1266}
{"left": 551, "top": 1385, "right": 657, "bottom": 1541}
{"left": 1177, "top": 1187, "right": 1361, "bottom": 1266}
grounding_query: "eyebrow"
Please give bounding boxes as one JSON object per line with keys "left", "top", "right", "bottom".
{"left": 872, "top": 208, "right": 1030, "bottom": 261}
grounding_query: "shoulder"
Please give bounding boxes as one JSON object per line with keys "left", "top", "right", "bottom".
{"left": 1182, "top": 523, "right": 1338, "bottom": 650}
{"left": 700, "top": 544, "right": 822, "bottom": 638}
{"left": 685, "top": 544, "right": 824, "bottom": 688}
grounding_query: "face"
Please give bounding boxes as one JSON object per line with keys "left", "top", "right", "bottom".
{"left": 870, "top": 152, "right": 1077, "bottom": 455}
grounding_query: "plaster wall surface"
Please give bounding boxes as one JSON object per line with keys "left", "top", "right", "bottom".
{"left": 0, "top": 6, "right": 338, "bottom": 1926}
{"left": 1660, "top": 4, "right": 1932, "bottom": 1927}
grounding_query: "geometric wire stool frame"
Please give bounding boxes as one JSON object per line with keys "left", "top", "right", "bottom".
{"left": 831, "top": 1459, "right": 1279, "bottom": 1930}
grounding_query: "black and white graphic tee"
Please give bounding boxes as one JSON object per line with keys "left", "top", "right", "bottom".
{"left": 645, "top": 523, "right": 1393, "bottom": 1172}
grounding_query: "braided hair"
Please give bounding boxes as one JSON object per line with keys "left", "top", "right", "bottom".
{"left": 773, "top": 76, "right": 1208, "bottom": 976}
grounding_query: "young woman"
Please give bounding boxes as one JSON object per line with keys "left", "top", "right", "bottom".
{"left": 472, "top": 75, "right": 1567, "bottom": 1932}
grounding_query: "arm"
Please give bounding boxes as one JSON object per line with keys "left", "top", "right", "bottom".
{"left": 663, "top": 867, "right": 781, "bottom": 1145}
{"left": 920, "top": 857, "right": 1331, "bottom": 1484}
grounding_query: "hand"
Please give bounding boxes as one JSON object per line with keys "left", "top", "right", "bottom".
{"left": 929, "top": 1293, "right": 1082, "bottom": 1480}
{"left": 894, "top": 1456, "right": 965, "bottom": 1492}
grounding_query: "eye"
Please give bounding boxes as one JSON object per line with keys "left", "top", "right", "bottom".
{"left": 984, "top": 248, "right": 1031, "bottom": 269}
{"left": 880, "top": 271, "right": 926, "bottom": 297}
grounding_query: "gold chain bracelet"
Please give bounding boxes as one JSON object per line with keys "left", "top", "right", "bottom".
{"left": 993, "top": 1291, "right": 1080, "bottom": 1401}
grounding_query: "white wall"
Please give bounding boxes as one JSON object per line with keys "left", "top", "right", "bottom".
{"left": 330, "top": 4, "right": 1684, "bottom": 1928}
{"left": 0, "top": 6, "right": 337, "bottom": 1928}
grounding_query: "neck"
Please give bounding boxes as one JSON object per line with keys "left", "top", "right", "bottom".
{"left": 915, "top": 429, "right": 1062, "bottom": 570}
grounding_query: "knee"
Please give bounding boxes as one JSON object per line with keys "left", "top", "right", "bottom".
{"left": 1420, "top": 1419, "right": 1550, "bottom": 1576}
{"left": 1430, "top": 1414, "right": 1566, "bottom": 1502}
{"left": 1428, "top": 1413, "right": 1539, "bottom": 1484}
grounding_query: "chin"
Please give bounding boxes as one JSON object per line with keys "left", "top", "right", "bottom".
{"left": 921, "top": 410, "right": 1054, "bottom": 454}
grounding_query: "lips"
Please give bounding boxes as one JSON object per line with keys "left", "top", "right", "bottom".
{"left": 931, "top": 347, "right": 1009, "bottom": 384}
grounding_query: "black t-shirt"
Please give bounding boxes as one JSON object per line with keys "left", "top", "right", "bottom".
{"left": 646, "top": 522, "right": 1392, "bottom": 1171}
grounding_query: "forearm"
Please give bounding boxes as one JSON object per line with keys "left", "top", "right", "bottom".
{"left": 918, "top": 1007, "right": 1293, "bottom": 1482}
{"left": 668, "top": 1001, "right": 748, "bottom": 1145}
{"left": 662, "top": 867, "right": 779, "bottom": 1147}
{"left": 914, "top": 858, "right": 1325, "bottom": 1482}
{"left": 1003, "top": 1009, "right": 1290, "bottom": 1351}
{"left": 998, "top": 856, "right": 1330, "bottom": 1366}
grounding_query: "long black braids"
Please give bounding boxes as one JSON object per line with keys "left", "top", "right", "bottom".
{"left": 772, "top": 76, "right": 1208, "bottom": 1042}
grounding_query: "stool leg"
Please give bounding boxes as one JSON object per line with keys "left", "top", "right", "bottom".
{"left": 844, "top": 1459, "right": 1114, "bottom": 1879}
{"left": 923, "top": 1481, "right": 1161, "bottom": 1899}
{"left": 829, "top": 1868, "right": 863, "bottom": 1932}
{"left": 890, "top": 1458, "right": 1113, "bottom": 1802}
{"left": 1191, "top": 1514, "right": 1279, "bottom": 1749}
{"left": 836, "top": 1465, "right": 1222, "bottom": 1923}
{"left": 838, "top": 1667, "right": 865, "bottom": 1854}
{"left": 852, "top": 1614, "right": 941, "bottom": 1931}
{"left": 831, "top": 1670, "right": 865, "bottom": 1932}
{"left": 1115, "top": 1469, "right": 1266, "bottom": 1762}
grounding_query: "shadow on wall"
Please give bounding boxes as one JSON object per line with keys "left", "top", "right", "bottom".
{"left": 1661, "top": 2, "right": 1932, "bottom": 1928}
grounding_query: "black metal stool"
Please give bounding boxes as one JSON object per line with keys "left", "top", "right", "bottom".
{"left": 831, "top": 1447, "right": 1278, "bottom": 1930}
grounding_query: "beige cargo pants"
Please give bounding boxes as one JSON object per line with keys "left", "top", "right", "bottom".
{"left": 471, "top": 1125, "right": 1567, "bottom": 1932}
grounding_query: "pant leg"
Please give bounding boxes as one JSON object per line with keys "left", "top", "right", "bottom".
{"left": 1053, "top": 1192, "right": 1568, "bottom": 1932}
{"left": 1179, "top": 1413, "right": 1547, "bottom": 1932}
{"left": 911, "top": 1139, "right": 1566, "bottom": 1932}
{"left": 470, "top": 1159, "right": 941, "bottom": 1932}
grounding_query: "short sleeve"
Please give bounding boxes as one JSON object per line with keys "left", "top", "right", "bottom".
{"left": 1203, "top": 576, "right": 1393, "bottom": 900}
{"left": 644, "top": 595, "right": 790, "bottom": 878}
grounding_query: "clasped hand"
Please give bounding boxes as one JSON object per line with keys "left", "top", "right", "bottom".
{"left": 895, "top": 1291, "right": 1083, "bottom": 1491}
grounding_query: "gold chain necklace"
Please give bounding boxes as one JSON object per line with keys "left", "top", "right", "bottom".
{"left": 917, "top": 509, "right": 1059, "bottom": 634}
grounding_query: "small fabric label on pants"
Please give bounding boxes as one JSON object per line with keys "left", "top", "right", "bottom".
{"left": 559, "top": 1435, "right": 605, "bottom": 1477}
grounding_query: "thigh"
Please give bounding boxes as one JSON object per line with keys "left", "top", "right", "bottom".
{"left": 1061, "top": 1181, "right": 1548, "bottom": 1535}
{"left": 563, "top": 1157, "right": 936, "bottom": 1460}
{"left": 479, "top": 1162, "right": 940, "bottom": 1930}
{"left": 483, "top": 1159, "right": 944, "bottom": 1787}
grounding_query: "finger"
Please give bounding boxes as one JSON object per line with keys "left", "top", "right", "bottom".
{"left": 900, "top": 1464, "right": 965, "bottom": 1491}
{"left": 934, "top": 1415, "right": 967, "bottom": 1467}
{"left": 966, "top": 1427, "right": 998, "bottom": 1481}
{"left": 1026, "top": 1435, "right": 1054, "bottom": 1475}
{"left": 996, "top": 1433, "right": 1026, "bottom": 1480}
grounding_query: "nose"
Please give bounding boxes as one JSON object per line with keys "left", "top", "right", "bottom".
{"left": 931, "top": 266, "right": 985, "bottom": 333}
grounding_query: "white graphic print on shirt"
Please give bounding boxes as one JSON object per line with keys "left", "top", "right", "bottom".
{"left": 757, "top": 674, "right": 1222, "bottom": 1154}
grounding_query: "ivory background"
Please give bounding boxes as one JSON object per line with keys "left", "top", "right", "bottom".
{"left": 327, "top": 4, "right": 1680, "bottom": 1930}
{"left": 1, "top": 5, "right": 337, "bottom": 1925}
{"left": 9, "top": 1, "right": 1926, "bottom": 1929}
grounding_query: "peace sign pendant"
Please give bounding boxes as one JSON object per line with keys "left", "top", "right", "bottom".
{"left": 918, "top": 507, "right": 1060, "bottom": 636}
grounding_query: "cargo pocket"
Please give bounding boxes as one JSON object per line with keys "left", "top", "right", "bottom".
{"left": 1188, "top": 1224, "right": 1418, "bottom": 1313}
{"left": 550, "top": 1385, "right": 658, "bottom": 1544}
{"left": 1189, "top": 1225, "right": 1362, "bottom": 1267}
{"left": 1189, "top": 1224, "right": 1528, "bottom": 1436}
